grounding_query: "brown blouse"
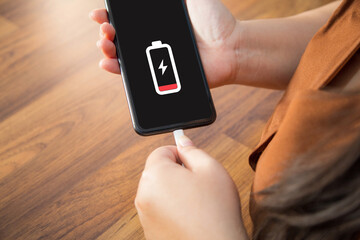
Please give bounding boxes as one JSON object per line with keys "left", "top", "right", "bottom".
{"left": 249, "top": 0, "right": 360, "bottom": 191}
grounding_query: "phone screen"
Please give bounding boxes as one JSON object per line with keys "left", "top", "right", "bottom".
{"left": 106, "top": 0, "right": 216, "bottom": 135}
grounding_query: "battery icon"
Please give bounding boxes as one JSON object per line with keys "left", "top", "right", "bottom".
{"left": 146, "top": 41, "right": 181, "bottom": 95}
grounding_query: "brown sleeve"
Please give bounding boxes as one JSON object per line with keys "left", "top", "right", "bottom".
{"left": 252, "top": 90, "right": 360, "bottom": 192}
{"left": 249, "top": 0, "right": 360, "bottom": 170}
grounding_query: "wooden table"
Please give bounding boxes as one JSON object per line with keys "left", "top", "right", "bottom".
{"left": 0, "top": 0, "right": 333, "bottom": 239}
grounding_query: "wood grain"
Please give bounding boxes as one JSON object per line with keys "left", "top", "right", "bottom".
{"left": 0, "top": 0, "right": 334, "bottom": 239}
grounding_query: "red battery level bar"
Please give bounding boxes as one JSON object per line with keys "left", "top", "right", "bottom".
{"left": 146, "top": 41, "right": 181, "bottom": 95}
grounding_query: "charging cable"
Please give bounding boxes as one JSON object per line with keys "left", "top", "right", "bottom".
{"left": 173, "top": 129, "right": 185, "bottom": 167}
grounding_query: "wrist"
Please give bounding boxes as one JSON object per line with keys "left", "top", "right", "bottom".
{"left": 227, "top": 19, "right": 280, "bottom": 89}
{"left": 231, "top": 20, "right": 264, "bottom": 88}
{"left": 230, "top": 1, "right": 340, "bottom": 90}
{"left": 230, "top": 18, "right": 306, "bottom": 89}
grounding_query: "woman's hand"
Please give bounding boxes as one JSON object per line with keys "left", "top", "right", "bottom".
{"left": 89, "top": 0, "right": 239, "bottom": 88}
{"left": 89, "top": 10, "right": 120, "bottom": 75}
{"left": 135, "top": 135, "right": 248, "bottom": 240}
{"left": 90, "top": 1, "right": 341, "bottom": 90}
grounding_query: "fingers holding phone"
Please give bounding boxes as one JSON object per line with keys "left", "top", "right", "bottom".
{"left": 89, "top": 8, "right": 109, "bottom": 24}
{"left": 90, "top": 9, "right": 121, "bottom": 74}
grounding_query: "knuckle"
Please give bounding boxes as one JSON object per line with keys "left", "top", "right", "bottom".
{"left": 147, "top": 146, "right": 173, "bottom": 162}
{"left": 135, "top": 193, "right": 152, "bottom": 213}
{"left": 135, "top": 196, "right": 148, "bottom": 212}
{"left": 153, "top": 146, "right": 172, "bottom": 155}
{"left": 135, "top": 171, "right": 155, "bottom": 212}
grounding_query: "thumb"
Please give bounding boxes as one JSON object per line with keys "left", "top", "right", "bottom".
{"left": 176, "top": 134, "right": 217, "bottom": 172}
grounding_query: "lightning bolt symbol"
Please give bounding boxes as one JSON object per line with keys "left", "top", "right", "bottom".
{"left": 158, "top": 60, "right": 168, "bottom": 75}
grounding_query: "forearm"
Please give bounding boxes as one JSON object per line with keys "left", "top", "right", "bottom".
{"left": 232, "top": 1, "right": 341, "bottom": 89}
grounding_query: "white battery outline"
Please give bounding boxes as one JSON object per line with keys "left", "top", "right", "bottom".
{"left": 146, "top": 41, "right": 182, "bottom": 95}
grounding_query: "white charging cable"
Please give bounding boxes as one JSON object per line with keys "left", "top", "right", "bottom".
{"left": 173, "top": 129, "right": 185, "bottom": 167}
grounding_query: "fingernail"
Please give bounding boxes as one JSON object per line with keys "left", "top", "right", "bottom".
{"left": 96, "top": 40, "right": 101, "bottom": 48}
{"left": 174, "top": 130, "right": 194, "bottom": 147}
{"left": 179, "top": 135, "right": 194, "bottom": 147}
{"left": 178, "top": 135, "right": 194, "bottom": 147}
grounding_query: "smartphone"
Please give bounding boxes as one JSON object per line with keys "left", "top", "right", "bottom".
{"left": 104, "top": 0, "right": 216, "bottom": 135}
